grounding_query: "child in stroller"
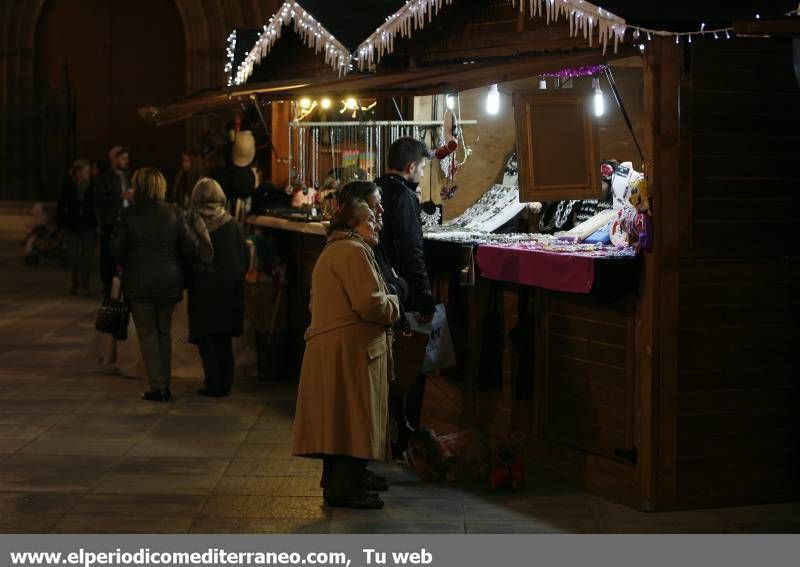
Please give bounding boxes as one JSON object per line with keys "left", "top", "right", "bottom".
{"left": 22, "top": 203, "right": 65, "bottom": 266}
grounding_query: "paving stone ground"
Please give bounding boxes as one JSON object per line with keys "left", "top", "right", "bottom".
{"left": 1, "top": 205, "right": 798, "bottom": 533}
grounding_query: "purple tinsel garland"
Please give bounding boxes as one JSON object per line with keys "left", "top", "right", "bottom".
{"left": 541, "top": 64, "right": 606, "bottom": 79}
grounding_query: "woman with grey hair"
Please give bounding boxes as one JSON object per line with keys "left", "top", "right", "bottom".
{"left": 186, "top": 177, "right": 247, "bottom": 397}
{"left": 293, "top": 197, "right": 400, "bottom": 509}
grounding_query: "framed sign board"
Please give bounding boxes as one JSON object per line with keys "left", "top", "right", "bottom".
{"left": 513, "top": 90, "right": 600, "bottom": 202}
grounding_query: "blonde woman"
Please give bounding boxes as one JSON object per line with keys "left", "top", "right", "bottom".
{"left": 111, "top": 167, "right": 197, "bottom": 401}
{"left": 169, "top": 150, "right": 204, "bottom": 208}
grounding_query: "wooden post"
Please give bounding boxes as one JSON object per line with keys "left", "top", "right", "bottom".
{"left": 638, "top": 36, "right": 682, "bottom": 509}
{"left": 271, "top": 101, "right": 291, "bottom": 186}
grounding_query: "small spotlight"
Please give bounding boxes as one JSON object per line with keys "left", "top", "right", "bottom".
{"left": 592, "top": 77, "right": 605, "bottom": 117}
{"left": 345, "top": 98, "right": 358, "bottom": 110}
{"left": 320, "top": 98, "right": 332, "bottom": 109}
{"left": 299, "top": 98, "right": 312, "bottom": 109}
{"left": 486, "top": 84, "right": 500, "bottom": 115}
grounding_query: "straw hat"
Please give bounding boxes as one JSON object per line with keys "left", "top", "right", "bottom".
{"left": 232, "top": 131, "right": 256, "bottom": 167}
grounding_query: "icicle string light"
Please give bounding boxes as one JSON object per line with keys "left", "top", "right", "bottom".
{"left": 356, "top": 0, "right": 625, "bottom": 69}
{"left": 230, "top": 2, "right": 800, "bottom": 84}
{"left": 234, "top": 1, "right": 351, "bottom": 85}
{"left": 225, "top": 31, "right": 237, "bottom": 87}
{"left": 356, "top": 0, "right": 454, "bottom": 71}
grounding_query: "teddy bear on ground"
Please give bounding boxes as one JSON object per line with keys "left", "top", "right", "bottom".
{"left": 404, "top": 428, "right": 490, "bottom": 483}
{"left": 487, "top": 439, "right": 525, "bottom": 491}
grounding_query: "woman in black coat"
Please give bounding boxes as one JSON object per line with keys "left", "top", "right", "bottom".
{"left": 57, "top": 159, "right": 97, "bottom": 295}
{"left": 110, "top": 167, "right": 198, "bottom": 401}
{"left": 186, "top": 177, "right": 247, "bottom": 397}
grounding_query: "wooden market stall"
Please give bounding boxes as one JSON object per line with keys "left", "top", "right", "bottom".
{"left": 142, "top": 0, "right": 800, "bottom": 511}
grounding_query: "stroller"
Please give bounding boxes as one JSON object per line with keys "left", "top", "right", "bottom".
{"left": 22, "top": 203, "right": 66, "bottom": 266}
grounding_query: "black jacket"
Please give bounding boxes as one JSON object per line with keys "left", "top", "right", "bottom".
{"left": 57, "top": 177, "right": 97, "bottom": 233}
{"left": 211, "top": 166, "right": 256, "bottom": 213}
{"left": 375, "top": 173, "right": 435, "bottom": 314}
{"left": 110, "top": 200, "right": 197, "bottom": 301}
{"left": 94, "top": 169, "right": 130, "bottom": 227}
{"left": 186, "top": 220, "right": 247, "bottom": 342}
{"left": 374, "top": 243, "right": 411, "bottom": 309}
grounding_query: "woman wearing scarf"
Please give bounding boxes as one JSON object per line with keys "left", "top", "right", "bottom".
{"left": 292, "top": 197, "right": 400, "bottom": 510}
{"left": 186, "top": 178, "right": 247, "bottom": 397}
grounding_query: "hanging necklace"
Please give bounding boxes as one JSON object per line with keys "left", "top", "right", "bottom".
{"left": 419, "top": 201, "right": 442, "bottom": 227}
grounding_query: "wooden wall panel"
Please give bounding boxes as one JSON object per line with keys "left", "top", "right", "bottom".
{"left": 677, "top": 37, "right": 800, "bottom": 514}
{"left": 537, "top": 290, "right": 636, "bottom": 464}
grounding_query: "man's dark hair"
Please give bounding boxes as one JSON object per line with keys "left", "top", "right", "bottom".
{"left": 387, "top": 137, "right": 430, "bottom": 172}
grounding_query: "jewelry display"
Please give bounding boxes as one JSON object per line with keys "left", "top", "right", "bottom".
{"left": 419, "top": 205, "right": 443, "bottom": 228}
{"left": 287, "top": 119, "right": 477, "bottom": 190}
{"left": 425, "top": 184, "right": 525, "bottom": 234}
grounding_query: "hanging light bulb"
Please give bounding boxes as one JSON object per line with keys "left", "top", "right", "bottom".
{"left": 299, "top": 97, "right": 312, "bottom": 109}
{"left": 320, "top": 98, "right": 332, "bottom": 109}
{"left": 486, "top": 84, "right": 500, "bottom": 115}
{"left": 345, "top": 97, "right": 358, "bottom": 110}
{"left": 445, "top": 94, "right": 456, "bottom": 110}
{"left": 592, "top": 77, "right": 605, "bottom": 117}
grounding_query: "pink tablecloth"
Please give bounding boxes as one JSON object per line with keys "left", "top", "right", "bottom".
{"left": 475, "top": 244, "right": 595, "bottom": 293}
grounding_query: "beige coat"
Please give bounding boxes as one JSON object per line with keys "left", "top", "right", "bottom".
{"left": 292, "top": 233, "right": 400, "bottom": 461}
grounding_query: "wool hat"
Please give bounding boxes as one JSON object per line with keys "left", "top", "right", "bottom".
{"left": 232, "top": 131, "right": 256, "bottom": 167}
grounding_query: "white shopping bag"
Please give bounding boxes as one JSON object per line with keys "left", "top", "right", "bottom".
{"left": 406, "top": 303, "right": 456, "bottom": 373}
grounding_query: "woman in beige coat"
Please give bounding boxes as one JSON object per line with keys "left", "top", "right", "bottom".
{"left": 293, "top": 198, "right": 400, "bottom": 510}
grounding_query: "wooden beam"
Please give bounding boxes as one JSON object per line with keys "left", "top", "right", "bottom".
{"left": 638, "top": 36, "right": 682, "bottom": 510}
{"left": 733, "top": 18, "right": 800, "bottom": 37}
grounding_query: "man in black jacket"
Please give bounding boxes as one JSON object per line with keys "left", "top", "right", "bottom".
{"left": 375, "top": 137, "right": 435, "bottom": 318}
{"left": 374, "top": 137, "right": 434, "bottom": 459}
{"left": 94, "top": 146, "right": 132, "bottom": 297}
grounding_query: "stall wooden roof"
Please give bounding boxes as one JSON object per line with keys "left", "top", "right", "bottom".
{"left": 140, "top": 0, "right": 799, "bottom": 124}
{"left": 140, "top": 47, "right": 636, "bottom": 125}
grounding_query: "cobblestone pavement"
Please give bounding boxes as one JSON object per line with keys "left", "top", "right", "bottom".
{"left": 1, "top": 205, "right": 798, "bottom": 533}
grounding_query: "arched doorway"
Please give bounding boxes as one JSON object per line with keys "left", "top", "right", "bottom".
{"left": 35, "top": 0, "right": 186, "bottom": 197}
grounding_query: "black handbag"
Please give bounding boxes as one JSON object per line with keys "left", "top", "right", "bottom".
{"left": 95, "top": 275, "right": 129, "bottom": 341}
{"left": 392, "top": 317, "right": 429, "bottom": 392}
